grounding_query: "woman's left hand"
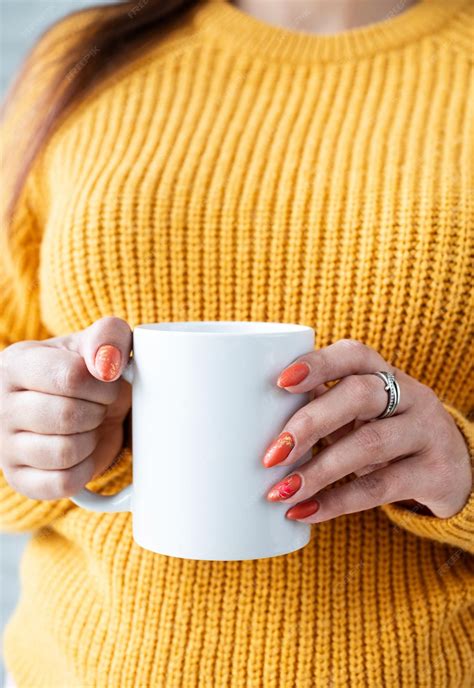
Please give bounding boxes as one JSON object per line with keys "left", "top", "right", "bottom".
{"left": 263, "top": 339, "right": 472, "bottom": 522}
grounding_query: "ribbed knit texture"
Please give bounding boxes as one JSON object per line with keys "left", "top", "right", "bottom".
{"left": 1, "top": 1, "right": 473, "bottom": 686}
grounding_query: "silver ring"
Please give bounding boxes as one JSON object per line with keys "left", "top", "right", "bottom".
{"left": 372, "top": 371, "right": 400, "bottom": 419}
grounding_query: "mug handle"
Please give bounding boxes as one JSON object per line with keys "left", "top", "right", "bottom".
{"left": 69, "top": 360, "right": 134, "bottom": 513}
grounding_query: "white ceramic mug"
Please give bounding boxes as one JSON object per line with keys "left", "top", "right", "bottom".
{"left": 71, "top": 321, "right": 315, "bottom": 561}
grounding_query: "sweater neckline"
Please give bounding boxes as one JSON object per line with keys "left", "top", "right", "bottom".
{"left": 192, "top": 0, "right": 467, "bottom": 63}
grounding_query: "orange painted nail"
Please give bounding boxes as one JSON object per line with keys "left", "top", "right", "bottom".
{"left": 267, "top": 473, "right": 302, "bottom": 501}
{"left": 286, "top": 498, "right": 319, "bottom": 520}
{"left": 277, "top": 362, "right": 310, "bottom": 388}
{"left": 95, "top": 345, "right": 121, "bottom": 381}
{"left": 262, "top": 431, "right": 295, "bottom": 468}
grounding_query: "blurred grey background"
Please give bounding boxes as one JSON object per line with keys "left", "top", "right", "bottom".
{"left": 0, "top": 3, "right": 115, "bottom": 683}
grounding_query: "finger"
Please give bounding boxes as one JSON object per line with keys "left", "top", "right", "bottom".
{"left": 266, "top": 415, "right": 427, "bottom": 505}
{"left": 3, "top": 344, "right": 121, "bottom": 404}
{"left": 9, "top": 430, "right": 100, "bottom": 470}
{"left": 3, "top": 457, "right": 96, "bottom": 501}
{"left": 313, "top": 384, "right": 350, "bottom": 448}
{"left": 285, "top": 455, "right": 423, "bottom": 522}
{"left": 354, "top": 460, "right": 391, "bottom": 477}
{"left": 69, "top": 316, "right": 132, "bottom": 382}
{"left": 277, "top": 338, "right": 393, "bottom": 392}
{"left": 262, "top": 373, "right": 413, "bottom": 468}
{"left": 11, "top": 391, "right": 107, "bottom": 434}
{"left": 321, "top": 420, "right": 361, "bottom": 448}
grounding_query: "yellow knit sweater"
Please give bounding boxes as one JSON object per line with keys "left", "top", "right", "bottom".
{"left": 1, "top": 1, "right": 473, "bottom": 686}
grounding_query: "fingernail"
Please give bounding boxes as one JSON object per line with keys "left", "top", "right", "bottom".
{"left": 267, "top": 473, "right": 302, "bottom": 501}
{"left": 262, "top": 431, "right": 295, "bottom": 468}
{"left": 277, "top": 362, "right": 310, "bottom": 388}
{"left": 286, "top": 498, "right": 319, "bottom": 520}
{"left": 95, "top": 345, "right": 121, "bottom": 381}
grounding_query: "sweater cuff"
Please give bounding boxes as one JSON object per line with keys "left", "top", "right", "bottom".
{"left": 381, "top": 404, "right": 474, "bottom": 553}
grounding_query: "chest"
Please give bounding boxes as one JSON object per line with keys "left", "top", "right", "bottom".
{"left": 38, "top": 55, "right": 472, "bottom": 399}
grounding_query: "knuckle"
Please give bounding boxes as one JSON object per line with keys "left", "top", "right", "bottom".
{"left": 96, "top": 315, "right": 124, "bottom": 330}
{"left": 0, "top": 343, "right": 23, "bottom": 380}
{"left": 93, "top": 316, "right": 131, "bottom": 341}
{"left": 416, "top": 383, "right": 442, "bottom": 422}
{"left": 354, "top": 423, "right": 385, "bottom": 453}
{"left": 96, "top": 316, "right": 117, "bottom": 327}
{"left": 410, "top": 407, "right": 429, "bottom": 439}
{"left": 348, "top": 375, "right": 374, "bottom": 405}
{"left": 314, "top": 418, "right": 333, "bottom": 441}
{"left": 435, "top": 405, "right": 459, "bottom": 444}
{"left": 55, "top": 357, "right": 85, "bottom": 395}
{"left": 337, "top": 337, "right": 364, "bottom": 350}
{"left": 331, "top": 493, "right": 350, "bottom": 517}
{"left": 415, "top": 389, "right": 453, "bottom": 451}
{"left": 314, "top": 349, "right": 332, "bottom": 380}
{"left": 433, "top": 416, "right": 455, "bottom": 453}
{"left": 291, "top": 407, "right": 316, "bottom": 442}
{"left": 427, "top": 445, "right": 451, "bottom": 477}
{"left": 337, "top": 338, "right": 368, "bottom": 357}
{"left": 58, "top": 399, "right": 82, "bottom": 432}
{"left": 418, "top": 453, "right": 452, "bottom": 502}
{"left": 55, "top": 436, "right": 82, "bottom": 469}
{"left": 2, "top": 340, "right": 27, "bottom": 358}
{"left": 357, "top": 472, "right": 388, "bottom": 502}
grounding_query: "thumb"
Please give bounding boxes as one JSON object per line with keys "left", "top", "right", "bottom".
{"left": 75, "top": 316, "right": 132, "bottom": 382}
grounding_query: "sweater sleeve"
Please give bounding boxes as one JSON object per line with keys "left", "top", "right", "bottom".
{"left": 0, "top": 150, "right": 133, "bottom": 533}
{"left": 0, "top": 167, "right": 78, "bottom": 532}
{"left": 0, "top": 9, "right": 99, "bottom": 533}
{"left": 381, "top": 404, "right": 474, "bottom": 554}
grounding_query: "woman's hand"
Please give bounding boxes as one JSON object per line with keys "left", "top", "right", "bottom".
{"left": 0, "top": 317, "right": 132, "bottom": 500}
{"left": 263, "top": 339, "right": 472, "bottom": 521}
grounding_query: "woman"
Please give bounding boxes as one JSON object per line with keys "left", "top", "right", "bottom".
{"left": 1, "top": 0, "right": 473, "bottom": 685}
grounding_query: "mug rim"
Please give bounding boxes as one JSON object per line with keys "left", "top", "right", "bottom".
{"left": 134, "top": 321, "right": 314, "bottom": 336}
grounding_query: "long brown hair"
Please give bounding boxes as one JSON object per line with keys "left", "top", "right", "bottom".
{"left": 2, "top": 0, "right": 200, "bottom": 226}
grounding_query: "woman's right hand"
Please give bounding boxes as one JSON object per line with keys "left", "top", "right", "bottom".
{"left": 0, "top": 317, "right": 132, "bottom": 500}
